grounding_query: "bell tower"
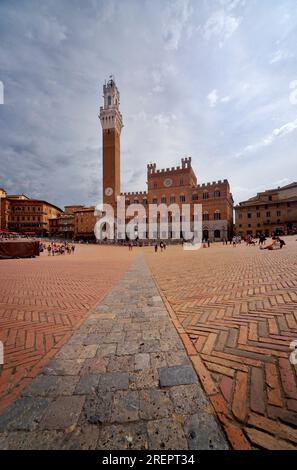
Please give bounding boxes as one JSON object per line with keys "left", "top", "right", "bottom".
{"left": 99, "top": 76, "right": 123, "bottom": 206}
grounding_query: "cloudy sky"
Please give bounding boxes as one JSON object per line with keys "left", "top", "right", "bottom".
{"left": 0, "top": 0, "right": 296, "bottom": 209}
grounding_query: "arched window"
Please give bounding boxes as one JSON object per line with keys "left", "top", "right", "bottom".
{"left": 180, "top": 194, "right": 186, "bottom": 202}
{"left": 203, "top": 191, "right": 209, "bottom": 200}
{"left": 203, "top": 212, "right": 209, "bottom": 221}
{"left": 214, "top": 230, "right": 221, "bottom": 239}
{"left": 107, "top": 96, "right": 112, "bottom": 106}
{"left": 214, "top": 210, "right": 221, "bottom": 220}
{"left": 214, "top": 189, "right": 221, "bottom": 198}
{"left": 161, "top": 196, "right": 166, "bottom": 203}
{"left": 170, "top": 195, "right": 175, "bottom": 203}
{"left": 192, "top": 193, "right": 198, "bottom": 201}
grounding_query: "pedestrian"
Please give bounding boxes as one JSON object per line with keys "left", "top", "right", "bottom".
{"left": 128, "top": 241, "right": 133, "bottom": 251}
{"left": 277, "top": 237, "right": 286, "bottom": 249}
{"left": 160, "top": 241, "right": 164, "bottom": 252}
{"left": 207, "top": 239, "right": 210, "bottom": 248}
{"left": 259, "top": 234, "right": 265, "bottom": 246}
{"left": 47, "top": 244, "right": 51, "bottom": 256}
{"left": 154, "top": 243, "right": 158, "bottom": 253}
{"left": 71, "top": 244, "right": 75, "bottom": 254}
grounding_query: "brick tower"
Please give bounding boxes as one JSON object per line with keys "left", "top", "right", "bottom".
{"left": 99, "top": 76, "right": 123, "bottom": 207}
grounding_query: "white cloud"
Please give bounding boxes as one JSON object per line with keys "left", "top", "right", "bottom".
{"left": 219, "top": 0, "right": 246, "bottom": 10}
{"left": 202, "top": 9, "right": 241, "bottom": 47}
{"left": 162, "top": 0, "right": 193, "bottom": 50}
{"left": 207, "top": 89, "right": 219, "bottom": 107}
{"left": 272, "top": 119, "right": 297, "bottom": 137}
{"left": 28, "top": 15, "right": 67, "bottom": 46}
{"left": 153, "top": 113, "right": 177, "bottom": 128}
{"left": 129, "top": 110, "right": 147, "bottom": 122}
{"left": 207, "top": 89, "right": 231, "bottom": 107}
{"left": 221, "top": 95, "right": 231, "bottom": 103}
{"left": 274, "top": 177, "right": 291, "bottom": 186}
{"left": 151, "top": 63, "right": 177, "bottom": 93}
{"left": 289, "top": 80, "right": 297, "bottom": 104}
{"left": 236, "top": 118, "right": 297, "bottom": 157}
{"left": 270, "top": 49, "right": 293, "bottom": 64}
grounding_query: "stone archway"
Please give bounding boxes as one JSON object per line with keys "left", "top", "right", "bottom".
{"left": 203, "top": 229, "right": 209, "bottom": 241}
{"left": 214, "top": 229, "right": 221, "bottom": 239}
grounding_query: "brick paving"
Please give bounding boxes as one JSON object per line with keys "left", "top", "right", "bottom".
{"left": 0, "top": 245, "right": 137, "bottom": 413}
{"left": 0, "top": 255, "right": 227, "bottom": 450}
{"left": 146, "top": 237, "right": 297, "bottom": 450}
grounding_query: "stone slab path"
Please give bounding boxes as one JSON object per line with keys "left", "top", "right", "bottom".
{"left": 0, "top": 255, "right": 228, "bottom": 450}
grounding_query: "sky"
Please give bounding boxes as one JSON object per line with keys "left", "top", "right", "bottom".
{"left": 0, "top": 0, "right": 296, "bottom": 209}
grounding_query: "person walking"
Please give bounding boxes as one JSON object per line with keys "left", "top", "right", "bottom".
{"left": 154, "top": 243, "right": 158, "bottom": 253}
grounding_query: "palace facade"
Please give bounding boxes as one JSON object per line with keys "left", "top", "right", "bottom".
{"left": 235, "top": 182, "right": 297, "bottom": 237}
{"left": 0, "top": 189, "right": 62, "bottom": 236}
{"left": 48, "top": 205, "right": 96, "bottom": 240}
{"left": 99, "top": 77, "right": 234, "bottom": 241}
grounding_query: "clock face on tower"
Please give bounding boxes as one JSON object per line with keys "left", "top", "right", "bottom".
{"left": 105, "top": 187, "right": 113, "bottom": 196}
{"left": 163, "top": 178, "right": 173, "bottom": 188}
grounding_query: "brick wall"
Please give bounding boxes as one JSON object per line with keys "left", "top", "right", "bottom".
{"left": 119, "top": 158, "right": 233, "bottom": 241}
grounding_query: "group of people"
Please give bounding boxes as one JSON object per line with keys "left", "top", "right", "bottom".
{"left": 128, "top": 240, "right": 167, "bottom": 252}
{"left": 126, "top": 234, "right": 289, "bottom": 252}
{"left": 44, "top": 242, "right": 76, "bottom": 256}
{"left": 154, "top": 241, "right": 166, "bottom": 253}
{"left": 244, "top": 234, "right": 286, "bottom": 250}
{"left": 230, "top": 236, "right": 242, "bottom": 246}
{"left": 260, "top": 236, "right": 286, "bottom": 250}
{"left": 230, "top": 233, "right": 286, "bottom": 250}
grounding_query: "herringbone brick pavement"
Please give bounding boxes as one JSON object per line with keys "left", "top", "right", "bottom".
{"left": 146, "top": 238, "right": 297, "bottom": 450}
{"left": 0, "top": 245, "right": 136, "bottom": 412}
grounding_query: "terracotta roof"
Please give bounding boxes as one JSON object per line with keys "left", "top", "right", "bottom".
{"left": 7, "top": 198, "right": 63, "bottom": 213}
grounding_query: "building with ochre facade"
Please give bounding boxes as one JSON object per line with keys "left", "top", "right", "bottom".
{"left": 235, "top": 182, "right": 297, "bottom": 237}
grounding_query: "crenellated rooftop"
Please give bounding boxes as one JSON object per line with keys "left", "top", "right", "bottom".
{"left": 193, "top": 179, "right": 228, "bottom": 190}
{"left": 120, "top": 191, "right": 148, "bottom": 197}
{"left": 147, "top": 157, "right": 192, "bottom": 175}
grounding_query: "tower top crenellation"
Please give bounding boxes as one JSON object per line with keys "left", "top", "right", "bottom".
{"left": 99, "top": 76, "right": 123, "bottom": 134}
